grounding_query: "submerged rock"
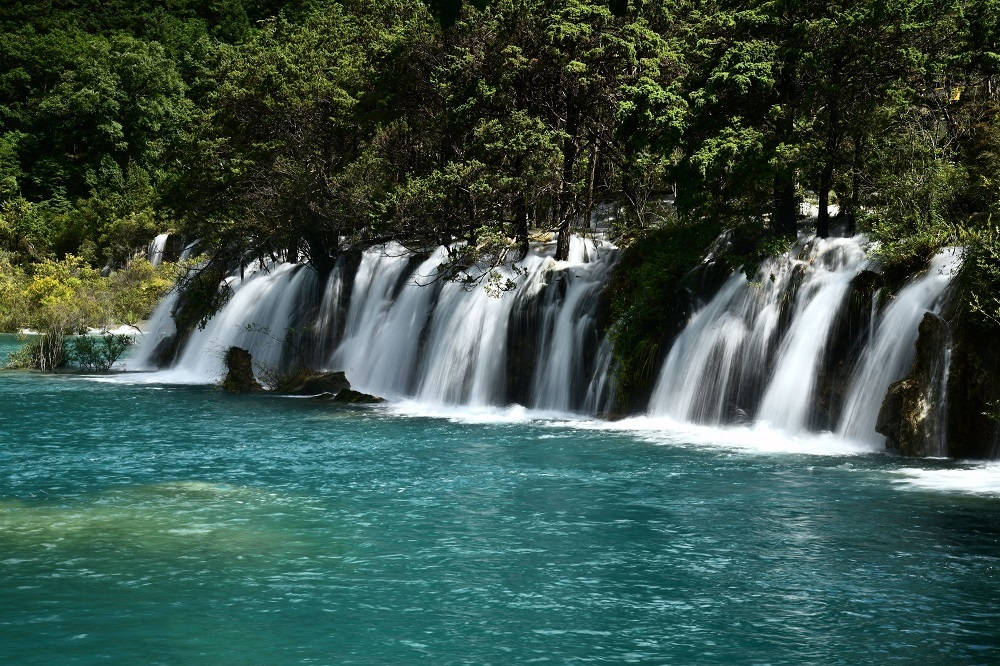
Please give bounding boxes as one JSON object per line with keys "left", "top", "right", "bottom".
{"left": 277, "top": 370, "right": 351, "bottom": 396}
{"left": 331, "top": 388, "right": 385, "bottom": 404}
{"left": 222, "top": 347, "right": 263, "bottom": 393}
{"left": 276, "top": 369, "right": 384, "bottom": 403}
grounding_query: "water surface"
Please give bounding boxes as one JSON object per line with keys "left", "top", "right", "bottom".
{"left": 1, "top": 335, "right": 999, "bottom": 664}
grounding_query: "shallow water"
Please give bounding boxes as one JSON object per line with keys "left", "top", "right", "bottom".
{"left": 2, "top": 335, "right": 999, "bottom": 664}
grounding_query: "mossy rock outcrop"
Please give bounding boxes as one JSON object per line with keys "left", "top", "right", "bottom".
{"left": 222, "top": 347, "right": 263, "bottom": 393}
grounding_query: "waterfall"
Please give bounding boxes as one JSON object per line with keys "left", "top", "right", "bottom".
{"left": 139, "top": 238, "right": 619, "bottom": 413}
{"left": 648, "top": 238, "right": 962, "bottom": 445}
{"left": 148, "top": 234, "right": 169, "bottom": 266}
{"left": 129, "top": 287, "right": 180, "bottom": 371}
{"left": 152, "top": 262, "right": 318, "bottom": 382}
{"left": 649, "top": 236, "right": 867, "bottom": 431}
{"left": 837, "top": 248, "right": 962, "bottom": 445}
{"left": 134, "top": 229, "right": 963, "bottom": 448}
{"left": 324, "top": 237, "right": 617, "bottom": 410}
{"left": 530, "top": 239, "right": 618, "bottom": 412}
{"left": 756, "top": 240, "right": 867, "bottom": 430}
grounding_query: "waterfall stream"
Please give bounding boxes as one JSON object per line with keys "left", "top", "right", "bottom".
{"left": 147, "top": 233, "right": 169, "bottom": 266}
{"left": 837, "top": 248, "right": 962, "bottom": 445}
{"left": 134, "top": 238, "right": 618, "bottom": 414}
{"left": 648, "top": 237, "right": 867, "bottom": 429}
{"left": 133, "top": 233, "right": 962, "bottom": 449}
{"left": 647, "top": 238, "right": 961, "bottom": 444}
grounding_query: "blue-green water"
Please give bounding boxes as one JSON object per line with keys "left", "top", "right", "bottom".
{"left": 2, "top": 336, "right": 1000, "bottom": 664}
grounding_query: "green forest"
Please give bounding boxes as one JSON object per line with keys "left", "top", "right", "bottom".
{"left": 1, "top": 0, "right": 999, "bottom": 356}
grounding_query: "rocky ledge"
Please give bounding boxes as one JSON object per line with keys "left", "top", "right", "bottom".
{"left": 222, "top": 347, "right": 383, "bottom": 403}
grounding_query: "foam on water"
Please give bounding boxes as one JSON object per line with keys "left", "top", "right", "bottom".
{"left": 568, "top": 416, "right": 881, "bottom": 457}
{"left": 385, "top": 399, "right": 570, "bottom": 424}
{"left": 889, "top": 464, "right": 1000, "bottom": 497}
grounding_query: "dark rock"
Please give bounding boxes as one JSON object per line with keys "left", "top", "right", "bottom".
{"left": 875, "top": 313, "right": 951, "bottom": 456}
{"left": 332, "top": 388, "right": 385, "bottom": 404}
{"left": 813, "top": 270, "right": 886, "bottom": 431}
{"left": 942, "top": 307, "right": 1000, "bottom": 459}
{"left": 277, "top": 370, "right": 351, "bottom": 396}
{"left": 876, "top": 379, "right": 907, "bottom": 451}
{"left": 505, "top": 288, "right": 544, "bottom": 406}
{"left": 162, "top": 234, "right": 186, "bottom": 263}
{"left": 222, "top": 347, "right": 263, "bottom": 393}
{"left": 274, "top": 369, "right": 385, "bottom": 403}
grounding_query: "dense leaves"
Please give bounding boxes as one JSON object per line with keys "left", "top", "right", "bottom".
{"left": 0, "top": 0, "right": 997, "bottom": 339}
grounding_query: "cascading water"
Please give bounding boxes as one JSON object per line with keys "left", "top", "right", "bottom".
{"left": 648, "top": 237, "right": 962, "bottom": 447}
{"left": 147, "top": 234, "right": 169, "bottom": 266}
{"left": 326, "top": 237, "right": 617, "bottom": 410}
{"left": 329, "top": 242, "right": 425, "bottom": 398}
{"left": 530, "top": 250, "right": 618, "bottom": 412}
{"left": 755, "top": 239, "right": 867, "bottom": 430}
{"left": 177, "top": 262, "right": 318, "bottom": 379}
{"left": 135, "top": 237, "right": 619, "bottom": 413}
{"left": 133, "top": 230, "right": 963, "bottom": 449}
{"left": 128, "top": 287, "right": 180, "bottom": 371}
{"left": 837, "top": 248, "right": 962, "bottom": 446}
{"left": 649, "top": 236, "right": 867, "bottom": 431}
{"left": 132, "top": 262, "right": 319, "bottom": 382}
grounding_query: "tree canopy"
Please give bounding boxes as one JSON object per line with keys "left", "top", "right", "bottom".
{"left": 0, "top": 0, "right": 997, "bottom": 308}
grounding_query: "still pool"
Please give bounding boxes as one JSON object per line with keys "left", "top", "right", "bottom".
{"left": 1, "top": 337, "right": 999, "bottom": 664}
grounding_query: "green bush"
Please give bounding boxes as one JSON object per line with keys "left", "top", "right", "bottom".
{"left": 3, "top": 335, "right": 70, "bottom": 371}
{"left": 71, "top": 333, "right": 134, "bottom": 371}
{"left": 3, "top": 339, "right": 42, "bottom": 369}
{"left": 963, "top": 224, "right": 1000, "bottom": 330}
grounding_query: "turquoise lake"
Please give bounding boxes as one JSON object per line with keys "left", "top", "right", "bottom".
{"left": 1, "top": 335, "right": 999, "bottom": 664}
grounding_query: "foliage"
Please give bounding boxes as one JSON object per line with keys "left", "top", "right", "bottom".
{"left": 5, "top": 330, "right": 134, "bottom": 372}
{"left": 2, "top": 338, "right": 47, "bottom": 370}
{"left": 0, "top": 254, "right": 178, "bottom": 334}
{"left": 71, "top": 333, "right": 134, "bottom": 372}
{"left": 0, "top": 0, "right": 998, "bottom": 385}
{"left": 602, "top": 220, "right": 722, "bottom": 411}
{"left": 0, "top": 251, "right": 29, "bottom": 331}
{"left": 964, "top": 224, "right": 1000, "bottom": 329}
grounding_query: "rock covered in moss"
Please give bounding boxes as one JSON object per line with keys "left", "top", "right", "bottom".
{"left": 277, "top": 370, "right": 351, "bottom": 396}
{"left": 222, "top": 347, "right": 263, "bottom": 393}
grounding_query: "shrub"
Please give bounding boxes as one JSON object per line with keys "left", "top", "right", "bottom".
{"left": 3, "top": 335, "right": 70, "bottom": 371}
{"left": 71, "top": 333, "right": 134, "bottom": 371}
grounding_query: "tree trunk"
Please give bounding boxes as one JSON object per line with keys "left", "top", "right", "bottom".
{"left": 817, "top": 101, "right": 840, "bottom": 239}
{"left": 845, "top": 137, "right": 863, "bottom": 237}
{"left": 772, "top": 64, "right": 797, "bottom": 238}
{"left": 584, "top": 141, "right": 599, "bottom": 231}
{"left": 556, "top": 107, "right": 581, "bottom": 261}
{"left": 773, "top": 170, "right": 797, "bottom": 237}
{"left": 515, "top": 195, "right": 529, "bottom": 260}
{"left": 817, "top": 159, "right": 834, "bottom": 238}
